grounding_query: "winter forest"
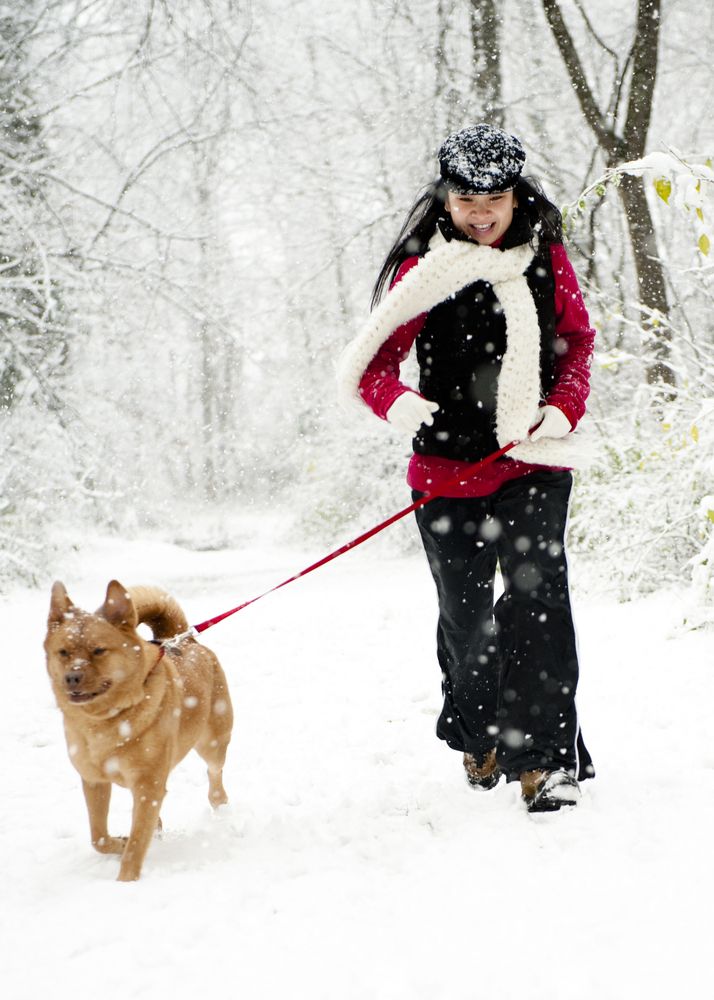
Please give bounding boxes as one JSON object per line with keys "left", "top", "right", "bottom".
{"left": 2, "top": 0, "right": 713, "bottom": 601}
{"left": 3, "top": 1, "right": 714, "bottom": 998}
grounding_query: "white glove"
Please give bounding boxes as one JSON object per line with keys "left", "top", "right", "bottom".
{"left": 386, "top": 392, "right": 439, "bottom": 435}
{"left": 529, "top": 404, "right": 572, "bottom": 441}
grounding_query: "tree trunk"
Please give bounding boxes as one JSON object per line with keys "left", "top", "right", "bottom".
{"left": 468, "top": 0, "right": 502, "bottom": 126}
{"left": 617, "top": 173, "right": 672, "bottom": 385}
{"left": 435, "top": 0, "right": 461, "bottom": 133}
{"left": 0, "top": 3, "right": 69, "bottom": 412}
{"left": 197, "top": 199, "right": 218, "bottom": 500}
{"left": 541, "top": 0, "right": 674, "bottom": 388}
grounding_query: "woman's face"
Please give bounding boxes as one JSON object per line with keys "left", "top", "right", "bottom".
{"left": 444, "top": 189, "right": 517, "bottom": 245}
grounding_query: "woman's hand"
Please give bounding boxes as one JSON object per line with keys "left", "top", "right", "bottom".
{"left": 529, "top": 404, "right": 572, "bottom": 441}
{"left": 386, "top": 392, "right": 439, "bottom": 435}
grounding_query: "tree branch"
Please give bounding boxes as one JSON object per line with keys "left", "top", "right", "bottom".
{"left": 622, "top": 0, "right": 661, "bottom": 155}
{"left": 6, "top": 160, "right": 210, "bottom": 243}
{"left": 571, "top": 0, "right": 620, "bottom": 60}
{"left": 540, "top": 0, "right": 623, "bottom": 160}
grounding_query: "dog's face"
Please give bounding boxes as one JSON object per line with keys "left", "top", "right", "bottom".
{"left": 44, "top": 580, "right": 149, "bottom": 716}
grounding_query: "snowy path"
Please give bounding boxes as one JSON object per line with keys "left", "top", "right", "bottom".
{"left": 1, "top": 527, "right": 712, "bottom": 1000}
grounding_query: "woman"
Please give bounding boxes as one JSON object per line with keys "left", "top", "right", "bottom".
{"left": 337, "top": 124, "right": 595, "bottom": 812}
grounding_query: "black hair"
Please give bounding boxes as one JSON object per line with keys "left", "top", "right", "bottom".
{"left": 513, "top": 175, "right": 563, "bottom": 246}
{"left": 371, "top": 174, "right": 563, "bottom": 309}
{"left": 370, "top": 178, "right": 448, "bottom": 309}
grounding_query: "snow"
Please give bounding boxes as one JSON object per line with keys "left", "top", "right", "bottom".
{"left": 438, "top": 124, "right": 526, "bottom": 194}
{"left": 2, "top": 524, "right": 712, "bottom": 999}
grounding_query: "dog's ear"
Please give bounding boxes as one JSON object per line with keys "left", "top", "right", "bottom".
{"left": 99, "top": 580, "right": 138, "bottom": 629}
{"left": 48, "top": 581, "right": 73, "bottom": 628}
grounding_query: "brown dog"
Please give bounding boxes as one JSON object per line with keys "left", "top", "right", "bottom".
{"left": 44, "top": 580, "right": 233, "bottom": 881}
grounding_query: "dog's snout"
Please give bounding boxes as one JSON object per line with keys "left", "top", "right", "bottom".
{"left": 64, "top": 670, "right": 84, "bottom": 688}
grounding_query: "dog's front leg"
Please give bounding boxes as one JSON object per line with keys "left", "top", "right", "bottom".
{"left": 117, "top": 776, "right": 167, "bottom": 882}
{"left": 82, "top": 779, "right": 127, "bottom": 855}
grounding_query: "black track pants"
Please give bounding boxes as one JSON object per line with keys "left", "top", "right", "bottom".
{"left": 413, "top": 470, "right": 593, "bottom": 782}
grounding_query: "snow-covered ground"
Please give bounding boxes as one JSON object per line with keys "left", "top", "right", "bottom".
{"left": 2, "top": 519, "right": 712, "bottom": 1000}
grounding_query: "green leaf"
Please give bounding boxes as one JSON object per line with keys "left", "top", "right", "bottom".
{"left": 654, "top": 177, "right": 672, "bottom": 203}
{"left": 707, "top": 509, "right": 714, "bottom": 524}
{"left": 698, "top": 233, "right": 710, "bottom": 256}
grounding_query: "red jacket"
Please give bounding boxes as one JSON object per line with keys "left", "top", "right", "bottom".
{"left": 358, "top": 243, "right": 595, "bottom": 497}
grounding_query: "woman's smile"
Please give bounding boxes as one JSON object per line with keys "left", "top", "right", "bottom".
{"left": 469, "top": 221, "right": 497, "bottom": 236}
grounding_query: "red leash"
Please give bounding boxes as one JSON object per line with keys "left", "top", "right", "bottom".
{"left": 184, "top": 437, "right": 521, "bottom": 639}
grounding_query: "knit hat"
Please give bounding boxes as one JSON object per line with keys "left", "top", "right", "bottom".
{"left": 438, "top": 124, "right": 526, "bottom": 194}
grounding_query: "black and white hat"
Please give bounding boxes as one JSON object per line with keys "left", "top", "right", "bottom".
{"left": 438, "top": 124, "right": 526, "bottom": 194}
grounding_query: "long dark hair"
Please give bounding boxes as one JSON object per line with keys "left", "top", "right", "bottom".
{"left": 371, "top": 175, "right": 563, "bottom": 308}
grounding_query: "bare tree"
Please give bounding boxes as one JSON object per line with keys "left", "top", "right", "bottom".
{"left": 541, "top": 0, "right": 673, "bottom": 387}
{"left": 434, "top": 0, "right": 504, "bottom": 129}
{"left": 469, "top": 0, "right": 502, "bottom": 126}
{"left": 0, "top": 4, "right": 72, "bottom": 413}
{"left": 435, "top": 0, "right": 462, "bottom": 133}
{"left": 0, "top": 0, "right": 258, "bottom": 582}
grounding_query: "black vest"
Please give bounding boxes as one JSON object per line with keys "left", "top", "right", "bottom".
{"left": 413, "top": 211, "right": 557, "bottom": 463}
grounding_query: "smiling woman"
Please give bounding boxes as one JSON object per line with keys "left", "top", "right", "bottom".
{"left": 337, "top": 123, "right": 596, "bottom": 813}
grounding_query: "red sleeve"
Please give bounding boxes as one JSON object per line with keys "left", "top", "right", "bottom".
{"left": 546, "top": 243, "right": 595, "bottom": 429}
{"left": 358, "top": 257, "right": 428, "bottom": 420}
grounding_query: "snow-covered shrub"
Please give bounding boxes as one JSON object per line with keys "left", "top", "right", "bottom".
{"left": 569, "top": 385, "right": 714, "bottom": 602}
{"left": 689, "top": 491, "right": 714, "bottom": 628}
{"left": 563, "top": 148, "right": 713, "bottom": 256}
{"left": 565, "top": 150, "right": 714, "bottom": 607}
{"left": 291, "top": 401, "right": 422, "bottom": 557}
{"left": 0, "top": 404, "right": 121, "bottom": 588}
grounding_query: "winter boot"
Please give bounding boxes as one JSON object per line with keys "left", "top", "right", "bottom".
{"left": 463, "top": 749, "right": 500, "bottom": 790}
{"left": 520, "top": 768, "right": 580, "bottom": 813}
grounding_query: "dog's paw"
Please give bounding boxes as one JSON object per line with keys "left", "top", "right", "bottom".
{"left": 116, "top": 867, "right": 141, "bottom": 882}
{"left": 92, "top": 835, "right": 128, "bottom": 855}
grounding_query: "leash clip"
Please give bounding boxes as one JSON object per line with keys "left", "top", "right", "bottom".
{"left": 160, "top": 626, "right": 199, "bottom": 651}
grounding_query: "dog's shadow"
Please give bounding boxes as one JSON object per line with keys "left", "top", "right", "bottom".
{"left": 151, "top": 806, "right": 241, "bottom": 874}
{"left": 80, "top": 803, "right": 242, "bottom": 880}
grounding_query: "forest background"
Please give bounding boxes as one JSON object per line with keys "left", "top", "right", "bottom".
{"left": 2, "top": 0, "right": 713, "bottom": 617}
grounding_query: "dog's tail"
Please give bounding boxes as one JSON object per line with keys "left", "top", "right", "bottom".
{"left": 128, "top": 586, "right": 190, "bottom": 640}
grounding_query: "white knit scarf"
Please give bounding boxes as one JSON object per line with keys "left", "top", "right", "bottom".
{"left": 336, "top": 230, "right": 592, "bottom": 468}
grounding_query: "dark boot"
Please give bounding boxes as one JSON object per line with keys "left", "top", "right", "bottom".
{"left": 521, "top": 769, "right": 580, "bottom": 813}
{"left": 463, "top": 749, "right": 500, "bottom": 790}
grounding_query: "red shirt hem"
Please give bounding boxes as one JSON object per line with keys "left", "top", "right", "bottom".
{"left": 407, "top": 453, "right": 570, "bottom": 498}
